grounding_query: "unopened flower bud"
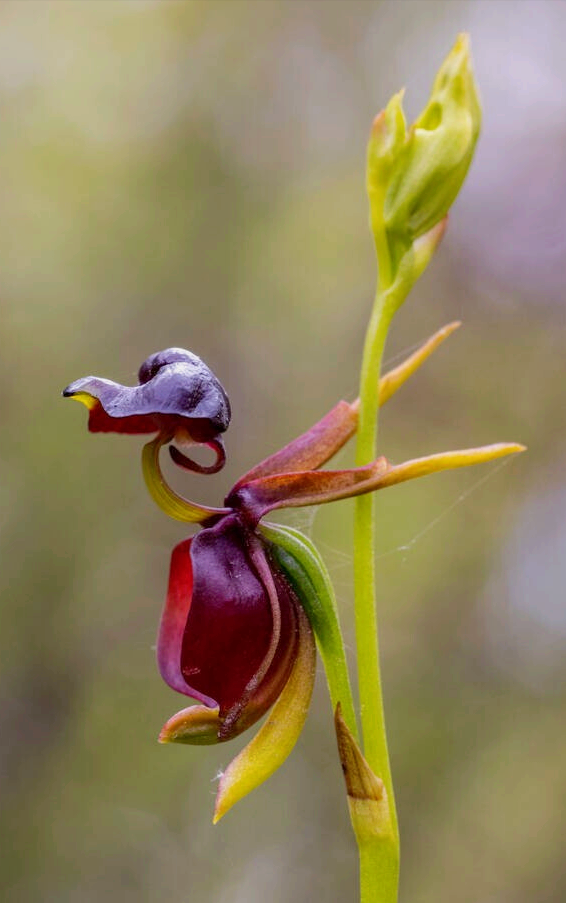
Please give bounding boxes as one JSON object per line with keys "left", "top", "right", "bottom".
{"left": 368, "top": 34, "right": 481, "bottom": 276}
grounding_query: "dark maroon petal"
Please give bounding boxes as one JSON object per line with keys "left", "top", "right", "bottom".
{"left": 233, "top": 400, "right": 358, "bottom": 490}
{"left": 219, "top": 540, "right": 299, "bottom": 739}
{"left": 228, "top": 458, "right": 390, "bottom": 525}
{"left": 157, "top": 538, "right": 202, "bottom": 698}
{"left": 157, "top": 515, "right": 303, "bottom": 741}
{"left": 179, "top": 516, "right": 298, "bottom": 726}
{"left": 63, "top": 348, "right": 230, "bottom": 438}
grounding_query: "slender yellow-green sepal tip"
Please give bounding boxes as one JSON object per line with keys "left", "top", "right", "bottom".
{"left": 142, "top": 437, "right": 230, "bottom": 524}
{"left": 158, "top": 705, "right": 222, "bottom": 746}
{"left": 213, "top": 605, "right": 316, "bottom": 824}
{"left": 334, "top": 704, "right": 394, "bottom": 844}
{"left": 379, "top": 442, "right": 526, "bottom": 489}
{"left": 377, "top": 319, "right": 461, "bottom": 407}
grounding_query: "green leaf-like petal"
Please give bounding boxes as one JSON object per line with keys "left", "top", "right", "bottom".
{"left": 261, "top": 523, "right": 359, "bottom": 741}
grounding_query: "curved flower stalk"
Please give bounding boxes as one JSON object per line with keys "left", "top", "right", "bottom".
{"left": 64, "top": 324, "right": 523, "bottom": 824}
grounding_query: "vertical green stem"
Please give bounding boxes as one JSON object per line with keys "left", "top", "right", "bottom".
{"left": 353, "top": 247, "right": 400, "bottom": 901}
{"left": 359, "top": 841, "right": 399, "bottom": 903}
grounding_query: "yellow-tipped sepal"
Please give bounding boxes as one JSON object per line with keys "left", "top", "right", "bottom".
{"left": 377, "top": 442, "right": 526, "bottom": 490}
{"left": 213, "top": 602, "right": 316, "bottom": 823}
{"left": 377, "top": 320, "right": 461, "bottom": 406}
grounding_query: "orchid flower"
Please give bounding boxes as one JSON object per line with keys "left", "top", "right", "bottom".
{"left": 63, "top": 323, "right": 523, "bottom": 822}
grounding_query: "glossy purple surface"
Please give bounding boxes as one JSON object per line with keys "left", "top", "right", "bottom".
{"left": 63, "top": 347, "right": 230, "bottom": 439}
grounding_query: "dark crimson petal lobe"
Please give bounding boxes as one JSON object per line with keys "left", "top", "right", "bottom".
{"left": 233, "top": 401, "right": 358, "bottom": 490}
{"left": 180, "top": 516, "right": 298, "bottom": 724}
{"left": 158, "top": 558, "right": 307, "bottom": 747}
{"left": 157, "top": 538, "right": 203, "bottom": 698}
{"left": 181, "top": 516, "right": 269, "bottom": 712}
{"left": 218, "top": 536, "right": 299, "bottom": 738}
{"left": 63, "top": 348, "right": 230, "bottom": 438}
{"left": 228, "top": 458, "right": 390, "bottom": 525}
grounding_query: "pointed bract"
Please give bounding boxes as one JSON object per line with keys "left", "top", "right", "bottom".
{"left": 334, "top": 704, "right": 396, "bottom": 848}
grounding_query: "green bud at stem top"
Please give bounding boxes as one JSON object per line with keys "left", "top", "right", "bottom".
{"left": 368, "top": 33, "right": 481, "bottom": 279}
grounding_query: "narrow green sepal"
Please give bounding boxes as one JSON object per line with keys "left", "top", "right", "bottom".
{"left": 261, "top": 523, "right": 359, "bottom": 741}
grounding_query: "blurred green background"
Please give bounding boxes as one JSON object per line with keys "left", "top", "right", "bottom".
{"left": 1, "top": 1, "right": 565, "bottom": 901}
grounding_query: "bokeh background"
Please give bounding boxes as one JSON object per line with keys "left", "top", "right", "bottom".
{"left": 1, "top": 1, "right": 565, "bottom": 901}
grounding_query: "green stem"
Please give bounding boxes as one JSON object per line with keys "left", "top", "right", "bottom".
{"left": 353, "top": 250, "right": 400, "bottom": 901}
{"left": 359, "top": 840, "right": 399, "bottom": 903}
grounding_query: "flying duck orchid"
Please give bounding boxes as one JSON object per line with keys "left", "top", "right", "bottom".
{"left": 63, "top": 324, "right": 523, "bottom": 822}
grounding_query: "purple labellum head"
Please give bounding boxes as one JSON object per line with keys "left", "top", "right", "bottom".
{"left": 63, "top": 347, "right": 230, "bottom": 442}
